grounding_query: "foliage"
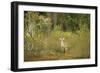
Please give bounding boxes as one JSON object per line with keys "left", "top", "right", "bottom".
{"left": 24, "top": 11, "right": 90, "bottom": 61}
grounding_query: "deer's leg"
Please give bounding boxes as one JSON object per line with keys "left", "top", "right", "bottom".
{"left": 64, "top": 48, "right": 65, "bottom": 53}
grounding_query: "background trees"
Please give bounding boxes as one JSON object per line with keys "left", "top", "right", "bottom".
{"left": 24, "top": 11, "right": 90, "bottom": 35}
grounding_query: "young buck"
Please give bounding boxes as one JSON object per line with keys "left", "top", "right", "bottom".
{"left": 59, "top": 37, "right": 68, "bottom": 53}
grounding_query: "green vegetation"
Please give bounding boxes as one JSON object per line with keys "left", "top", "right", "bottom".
{"left": 24, "top": 11, "right": 90, "bottom": 61}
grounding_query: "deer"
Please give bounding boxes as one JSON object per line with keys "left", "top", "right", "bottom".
{"left": 59, "top": 37, "right": 68, "bottom": 53}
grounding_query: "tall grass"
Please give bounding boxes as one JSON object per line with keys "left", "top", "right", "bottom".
{"left": 24, "top": 26, "right": 90, "bottom": 61}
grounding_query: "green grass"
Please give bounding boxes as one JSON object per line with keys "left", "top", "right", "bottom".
{"left": 24, "top": 29, "right": 90, "bottom": 61}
